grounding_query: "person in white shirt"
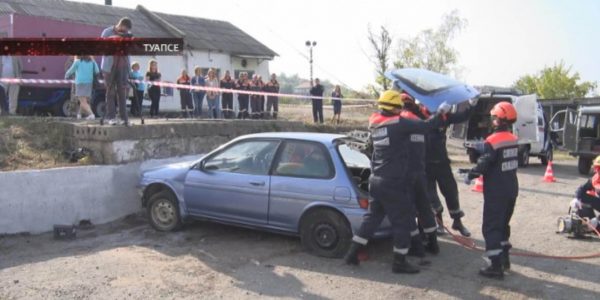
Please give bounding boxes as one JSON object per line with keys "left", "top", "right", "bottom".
{"left": 0, "top": 56, "right": 22, "bottom": 115}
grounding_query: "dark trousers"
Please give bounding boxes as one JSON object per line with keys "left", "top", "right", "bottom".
{"left": 222, "top": 93, "right": 234, "bottom": 118}
{"left": 426, "top": 161, "right": 464, "bottom": 219}
{"left": 353, "top": 176, "right": 415, "bottom": 254}
{"left": 130, "top": 90, "right": 143, "bottom": 116}
{"left": 482, "top": 194, "right": 517, "bottom": 257}
{"left": 0, "top": 85, "right": 7, "bottom": 114}
{"left": 250, "top": 96, "right": 262, "bottom": 118}
{"left": 411, "top": 174, "right": 438, "bottom": 233}
{"left": 192, "top": 92, "right": 205, "bottom": 117}
{"left": 578, "top": 194, "right": 600, "bottom": 219}
{"left": 237, "top": 97, "right": 249, "bottom": 119}
{"left": 312, "top": 99, "right": 323, "bottom": 123}
{"left": 266, "top": 96, "right": 279, "bottom": 119}
{"left": 149, "top": 87, "right": 161, "bottom": 116}
{"left": 104, "top": 70, "right": 128, "bottom": 122}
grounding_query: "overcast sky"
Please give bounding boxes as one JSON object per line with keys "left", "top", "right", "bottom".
{"left": 81, "top": 0, "right": 600, "bottom": 91}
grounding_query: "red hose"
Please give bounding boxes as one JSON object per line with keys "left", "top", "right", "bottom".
{"left": 439, "top": 218, "right": 600, "bottom": 260}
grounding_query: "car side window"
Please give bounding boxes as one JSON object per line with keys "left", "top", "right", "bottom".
{"left": 273, "top": 141, "right": 333, "bottom": 179}
{"left": 203, "top": 140, "right": 279, "bottom": 175}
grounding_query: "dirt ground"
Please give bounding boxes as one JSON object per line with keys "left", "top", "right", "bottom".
{"left": 1, "top": 142, "right": 599, "bottom": 300}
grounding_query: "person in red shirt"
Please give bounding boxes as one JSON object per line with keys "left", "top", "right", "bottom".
{"left": 176, "top": 69, "right": 193, "bottom": 118}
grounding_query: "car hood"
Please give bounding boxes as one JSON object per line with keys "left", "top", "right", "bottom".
{"left": 141, "top": 160, "right": 196, "bottom": 180}
{"left": 385, "top": 68, "right": 480, "bottom": 112}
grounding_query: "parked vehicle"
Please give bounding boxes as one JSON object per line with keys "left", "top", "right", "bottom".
{"left": 449, "top": 92, "right": 553, "bottom": 167}
{"left": 138, "top": 132, "right": 390, "bottom": 258}
{"left": 550, "top": 105, "right": 600, "bottom": 174}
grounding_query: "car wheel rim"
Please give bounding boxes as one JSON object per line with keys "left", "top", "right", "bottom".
{"left": 152, "top": 199, "right": 176, "bottom": 229}
{"left": 314, "top": 223, "right": 338, "bottom": 249}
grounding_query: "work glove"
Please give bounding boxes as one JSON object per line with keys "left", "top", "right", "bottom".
{"left": 438, "top": 102, "right": 451, "bottom": 114}
{"left": 469, "top": 97, "right": 479, "bottom": 107}
{"left": 570, "top": 198, "right": 582, "bottom": 210}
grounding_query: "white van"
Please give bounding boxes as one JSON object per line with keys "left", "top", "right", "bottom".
{"left": 449, "top": 92, "right": 553, "bottom": 166}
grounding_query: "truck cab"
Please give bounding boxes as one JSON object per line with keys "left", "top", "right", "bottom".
{"left": 450, "top": 92, "right": 552, "bottom": 166}
{"left": 551, "top": 106, "right": 600, "bottom": 174}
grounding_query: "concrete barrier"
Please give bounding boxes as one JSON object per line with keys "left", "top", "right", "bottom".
{"left": 0, "top": 155, "right": 201, "bottom": 235}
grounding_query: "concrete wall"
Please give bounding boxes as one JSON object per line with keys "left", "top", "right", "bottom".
{"left": 73, "top": 120, "right": 308, "bottom": 164}
{"left": 0, "top": 155, "right": 201, "bottom": 235}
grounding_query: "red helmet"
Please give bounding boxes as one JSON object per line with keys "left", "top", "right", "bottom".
{"left": 490, "top": 102, "right": 517, "bottom": 124}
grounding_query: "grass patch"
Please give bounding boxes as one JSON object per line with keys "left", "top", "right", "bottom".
{"left": 0, "top": 117, "right": 78, "bottom": 171}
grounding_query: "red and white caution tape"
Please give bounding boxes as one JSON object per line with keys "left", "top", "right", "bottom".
{"left": 0, "top": 77, "right": 376, "bottom": 103}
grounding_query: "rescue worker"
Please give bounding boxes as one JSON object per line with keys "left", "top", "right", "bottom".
{"left": 344, "top": 90, "right": 451, "bottom": 274}
{"left": 405, "top": 92, "right": 476, "bottom": 237}
{"left": 465, "top": 102, "right": 519, "bottom": 279}
{"left": 571, "top": 156, "right": 600, "bottom": 231}
{"left": 397, "top": 93, "right": 440, "bottom": 258}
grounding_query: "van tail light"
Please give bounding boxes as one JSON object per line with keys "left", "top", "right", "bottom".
{"left": 358, "top": 198, "right": 369, "bottom": 209}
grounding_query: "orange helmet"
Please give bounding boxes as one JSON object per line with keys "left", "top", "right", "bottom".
{"left": 490, "top": 102, "right": 517, "bottom": 124}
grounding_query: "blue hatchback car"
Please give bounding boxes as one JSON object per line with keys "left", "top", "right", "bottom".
{"left": 139, "top": 132, "right": 391, "bottom": 257}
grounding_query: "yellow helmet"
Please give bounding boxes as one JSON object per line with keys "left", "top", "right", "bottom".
{"left": 593, "top": 155, "right": 600, "bottom": 167}
{"left": 378, "top": 90, "right": 404, "bottom": 111}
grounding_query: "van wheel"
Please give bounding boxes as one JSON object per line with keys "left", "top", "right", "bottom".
{"left": 578, "top": 157, "right": 592, "bottom": 175}
{"left": 300, "top": 209, "right": 352, "bottom": 258}
{"left": 147, "top": 191, "right": 182, "bottom": 232}
{"left": 518, "top": 147, "right": 530, "bottom": 168}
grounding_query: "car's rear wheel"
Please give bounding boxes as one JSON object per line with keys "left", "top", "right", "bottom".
{"left": 300, "top": 209, "right": 352, "bottom": 258}
{"left": 147, "top": 191, "right": 182, "bottom": 232}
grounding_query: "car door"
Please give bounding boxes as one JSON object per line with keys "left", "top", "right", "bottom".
{"left": 563, "top": 108, "right": 579, "bottom": 152}
{"left": 268, "top": 140, "right": 338, "bottom": 231}
{"left": 513, "top": 94, "right": 538, "bottom": 146}
{"left": 385, "top": 68, "right": 480, "bottom": 112}
{"left": 184, "top": 139, "right": 280, "bottom": 225}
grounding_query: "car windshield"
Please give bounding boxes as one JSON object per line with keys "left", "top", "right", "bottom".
{"left": 338, "top": 144, "right": 370, "bottom": 168}
{"left": 394, "top": 68, "right": 462, "bottom": 93}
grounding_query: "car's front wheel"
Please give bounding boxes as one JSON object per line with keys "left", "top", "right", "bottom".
{"left": 300, "top": 209, "right": 352, "bottom": 258}
{"left": 147, "top": 191, "right": 182, "bottom": 232}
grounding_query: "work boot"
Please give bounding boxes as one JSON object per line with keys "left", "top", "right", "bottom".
{"left": 408, "top": 235, "right": 431, "bottom": 265}
{"left": 425, "top": 233, "right": 440, "bottom": 255}
{"left": 343, "top": 242, "right": 362, "bottom": 266}
{"left": 392, "top": 254, "right": 420, "bottom": 274}
{"left": 452, "top": 218, "right": 471, "bottom": 237}
{"left": 502, "top": 245, "right": 512, "bottom": 270}
{"left": 479, "top": 255, "right": 504, "bottom": 279}
{"left": 436, "top": 212, "right": 446, "bottom": 235}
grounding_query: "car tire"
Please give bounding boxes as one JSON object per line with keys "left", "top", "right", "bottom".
{"left": 147, "top": 190, "right": 183, "bottom": 232}
{"left": 93, "top": 100, "right": 106, "bottom": 118}
{"left": 53, "top": 98, "right": 76, "bottom": 117}
{"left": 578, "top": 157, "right": 592, "bottom": 175}
{"left": 300, "top": 209, "right": 352, "bottom": 258}
{"left": 518, "top": 147, "right": 530, "bottom": 168}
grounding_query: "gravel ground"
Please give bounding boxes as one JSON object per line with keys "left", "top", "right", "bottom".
{"left": 1, "top": 146, "right": 599, "bottom": 299}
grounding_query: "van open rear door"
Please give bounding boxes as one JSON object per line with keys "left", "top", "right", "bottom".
{"left": 513, "top": 94, "right": 537, "bottom": 145}
{"left": 549, "top": 108, "right": 577, "bottom": 151}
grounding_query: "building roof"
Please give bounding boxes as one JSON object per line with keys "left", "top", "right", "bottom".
{"left": 0, "top": 0, "right": 277, "bottom": 58}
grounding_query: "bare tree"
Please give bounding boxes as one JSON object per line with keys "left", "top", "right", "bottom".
{"left": 367, "top": 25, "right": 393, "bottom": 95}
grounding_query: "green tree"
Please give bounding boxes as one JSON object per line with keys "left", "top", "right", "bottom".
{"left": 366, "top": 25, "right": 393, "bottom": 96}
{"left": 514, "top": 62, "right": 597, "bottom": 99}
{"left": 394, "top": 10, "right": 467, "bottom": 75}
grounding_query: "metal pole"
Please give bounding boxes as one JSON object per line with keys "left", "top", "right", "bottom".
{"left": 309, "top": 46, "right": 313, "bottom": 84}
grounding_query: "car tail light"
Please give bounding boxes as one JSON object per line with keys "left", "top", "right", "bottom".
{"left": 358, "top": 198, "right": 369, "bottom": 209}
